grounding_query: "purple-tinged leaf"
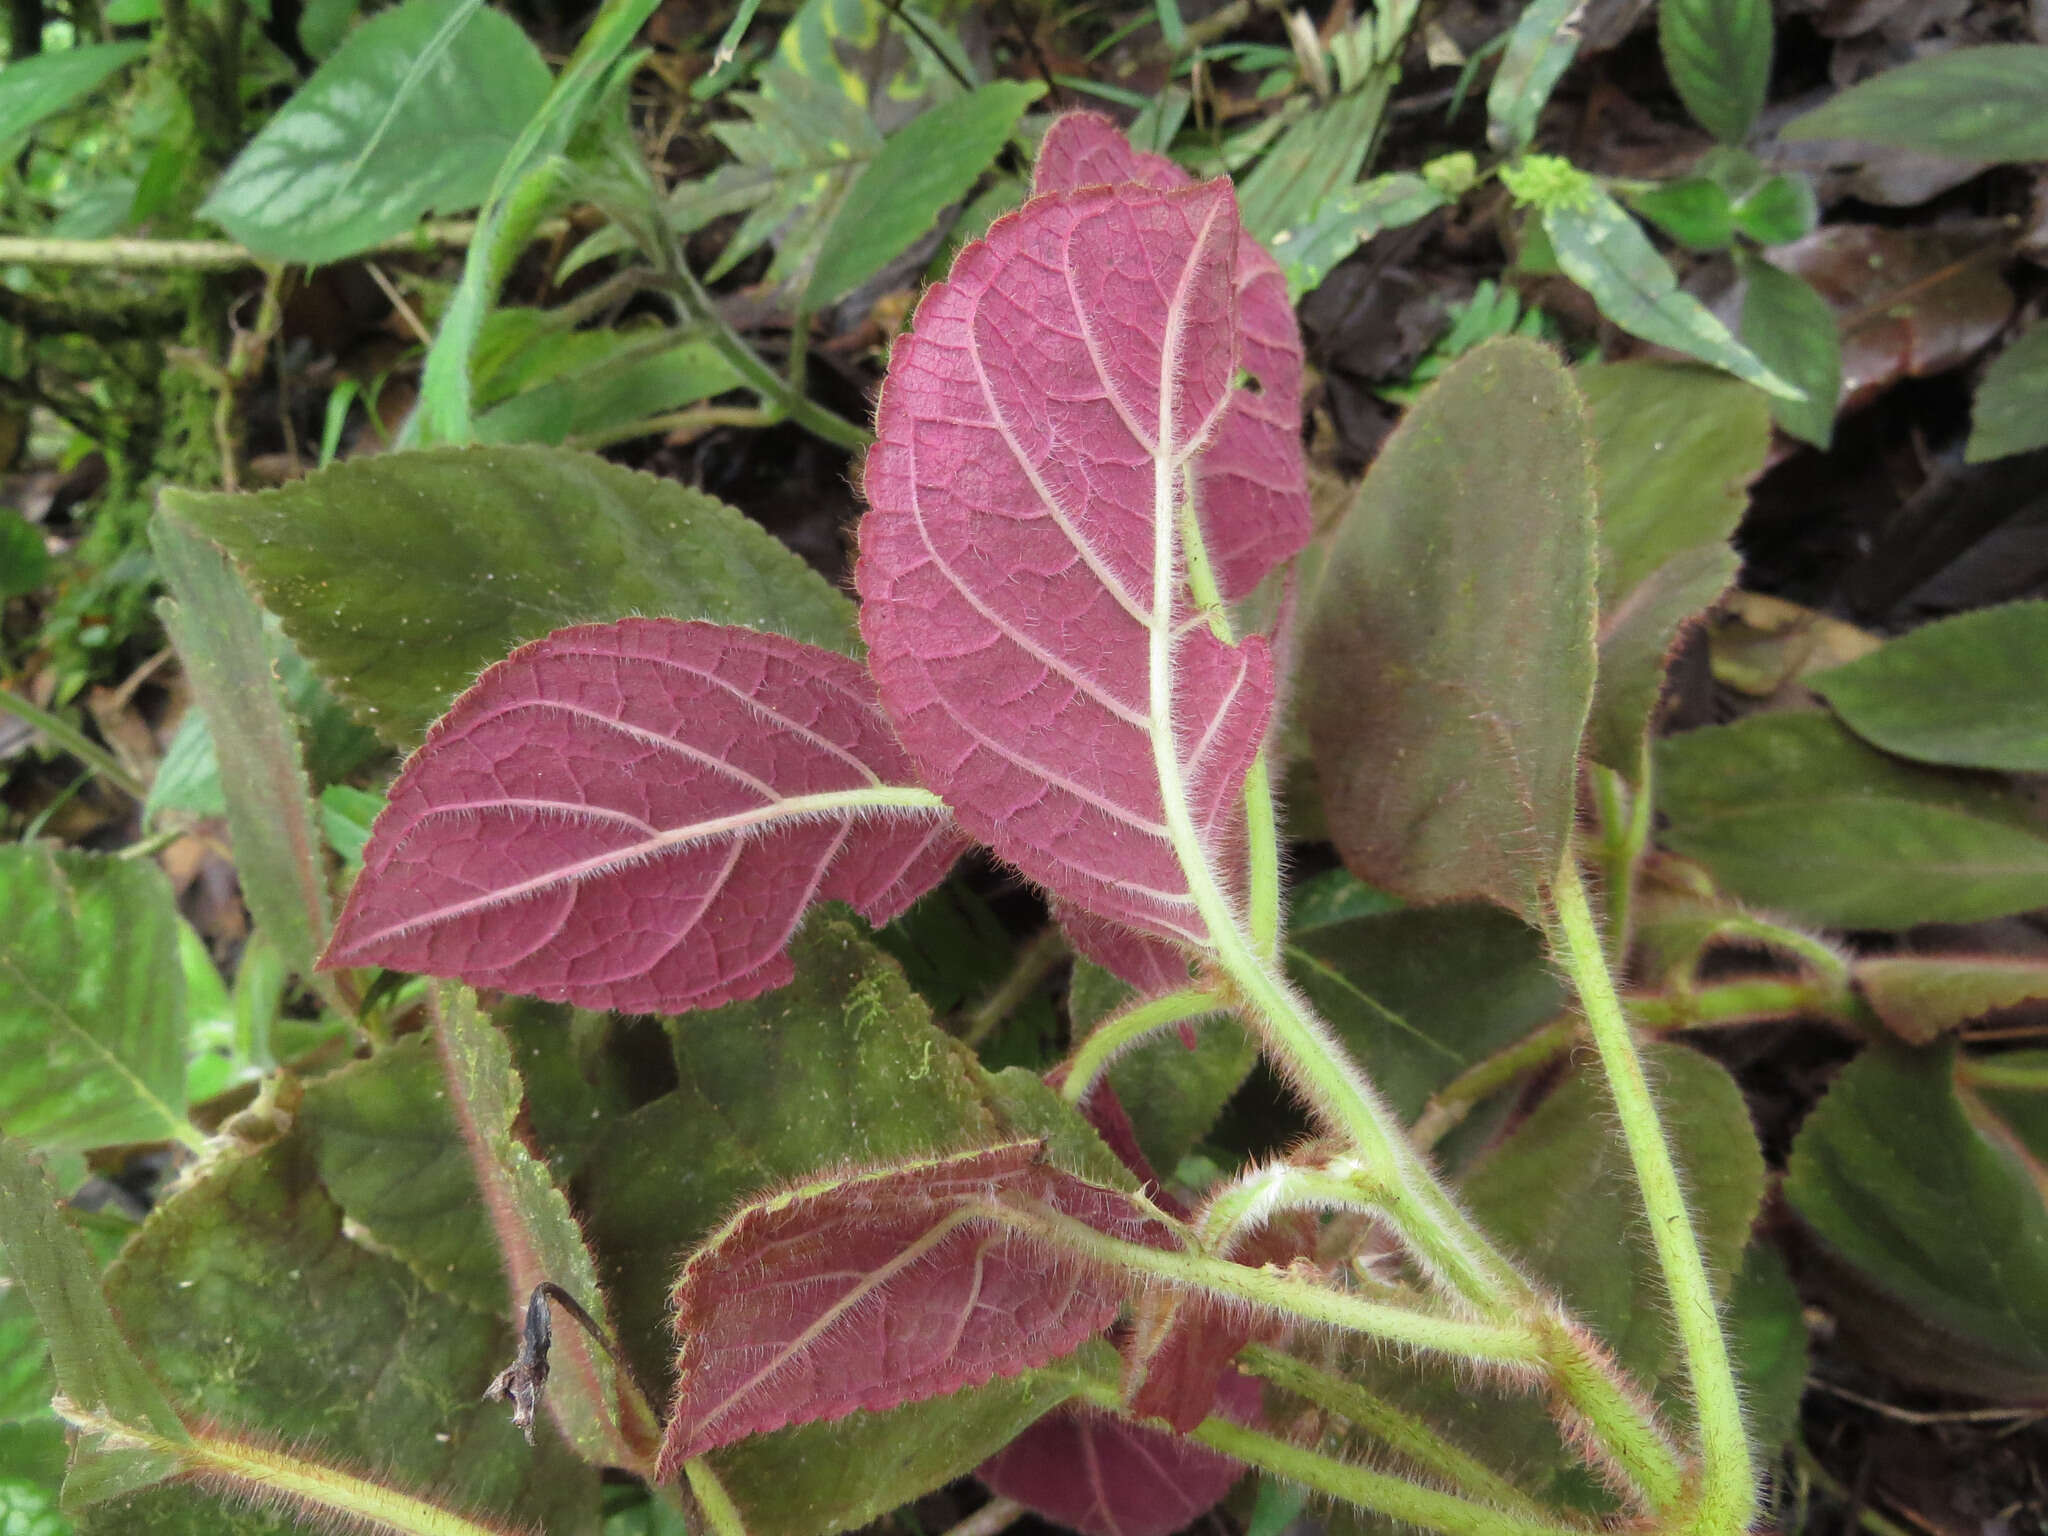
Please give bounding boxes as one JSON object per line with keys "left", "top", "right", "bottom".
{"left": 860, "top": 181, "right": 1277, "bottom": 950}
{"left": 978, "top": 1370, "right": 1260, "bottom": 1536}
{"left": 324, "top": 618, "right": 963, "bottom": 1012}
{"left": 654, "top": 1141, "right": 1179, "bottom": 1472}
{"left": 1057, "top": 904, "right": 1195, "bottom": 1001}
{"left": 1033, "top": 113, "right": 1310, "bottom": 600}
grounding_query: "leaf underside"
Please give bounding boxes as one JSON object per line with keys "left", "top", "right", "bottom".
{"left": 656, "top": 1141, "right": 1177, "bottom": 1473}
{"left": 325, "top": 618, "right": 962, "bottom": 1011}
{"left": 859, "top": 177, "right": 1281, "bottom": 950}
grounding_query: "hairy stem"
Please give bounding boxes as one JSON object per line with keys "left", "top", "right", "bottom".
{"left": 1238, "top": 1344, "right": 1548, "bottom": 1517}
{"left": 1061, "top": 987, "right": 1228, "bottom": 1104}
{"left": 1548, "top": 858, "right": 1753, "bottom": 1530}
{"left": 58, "top": 1403, "right": 513, "bottom": 1536}
{"left": 685, "top": 1455, "right": 751, "bottom": 1536}
{"left": 962, "top": 926, "right": 1072, "bottom": 1049}
{"left": 1066, "top": 1378, "right": 1587, "bottom": 1536}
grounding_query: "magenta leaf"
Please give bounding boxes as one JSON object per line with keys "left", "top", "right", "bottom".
{"left": 1033, "top": 113, "right": 1310, "bottom": 601}
{"left": 859, "top": 179, "right": 1279, "bottom": 951}
{"left": 322, "top": 618, "right": 963, "bottom": 1012}
{"left": 978, "top": 1370, "right": 1261, "bottom": 1536}
{"left": 654, "top": 1141, "right": 1180, "bottom": 1473}
{"left": 1057, "top": 904, "right": 1196, "bottom": 1000}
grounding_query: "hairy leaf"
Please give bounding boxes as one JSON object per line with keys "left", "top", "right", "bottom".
{"left": 1031, "top": 113, "right": 1312, "bottom": 603}
{"left": 979, "top": 1370, "right": 1259, "bottom": 1536}
{"left": 656, "top": 1142, "right": 1175, "bottom": 1470}
{"left": 1853, "top": 956, "right": 2048, "bottom": 1044}
{"left": 164, "top": 445, "right": 857, "bottom": 748}
{"left": 0, "top": 848, "right": 191, "bottom": 1156}
{"left": 1302, "top": 338, "right": 1597, "bottom": 920}
{"left": 325, "top": 619, "right": 961, "bottom": 1011}
{"left": 154, "top": 515, "right": 332, "bottom": 980}
{"left": 1659, "top": 0, "right": 1772, "bottom": 144}
{"left": 860, "top": 180, "right": 1280, "bottom": 949}
{"left": 1656, "top": 712, "right": 2048, "bottom": 928}
{"left": 1058, "top": 908, "right": 1194, "bottom": 999}
{"left": 1781, "top": 44, "right": 2048, "bottom": 164}
{"left": 1968, "top": 321, "right": 2048, "bottom": 463}
{"left": 199, "top": 0, "right": 550, "bottom": 262}
{"left": 1813, "top": 601, "right": 2048, "bottom": 773}
{"left": 1785, "top": 1041, "right": 2048, "bottom": 1398}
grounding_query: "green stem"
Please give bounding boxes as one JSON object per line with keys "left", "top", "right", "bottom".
{"left": 1238, "top": 1344, "right": 1548, "bottom": 1518}
{"left": 1957, "top": 1050, "right": 2048, "bottom": 1091}
{"left": 685, "top": 1455, "right": 751, "bottom": 1536}
{"left": 58, "top": 1404, "right": 510, "bottom": 1536}
{"left": 1061, "top": 987, "right": 1227, "bottom": 1102}
{"left": 0, "top": 224, "right": 563, "bottom": 271}
{"left": 1548, "top": 857, "right": 1752, "bottom": 1530}
{"left": 1630, "top": 977, "right": 1855, "bottom": 1030}
{"left": 1411, "top": 1016, "right": 1579, "bottom": 1151}
{"left": 962, "top": 926, "right": 1072, "bottom": 1049}
{"left": 0, "top": 689, "right": 147, "bottom": 801}
{"left": 1589, "top": 762, "right": 1652, "bottom": 969}
{"left": 1067, "top": 1378, "right": 1586, "bottom": 1536}
{"left": 986, "top": 1198, "right": 1544, "bottom": 1369}
{"left": 659, "top": 269, "right": 871, "bottom": 453}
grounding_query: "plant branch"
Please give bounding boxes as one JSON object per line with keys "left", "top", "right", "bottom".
{"left": 962, "top": 925, "right": 1072, "bottom": 1048}
{"left": 57, "top": 1402, "right": 512, "bottom": 1536}
{"left": 1238, "top": 1343, "right": 1549, "bottom": 1518}
{"left": 0, "top": 689, "right": 148, "bottom": 801}
{"left": 1548, "top": 857, "right": 1752, "bottom": 1530}
{"left": 0, "top": 223, "right": 571, "bottom": 271}
{"left": 684, "top": 1454, "right": 751, "bottom": 1536}
{"left": 1060, "top": 987, "right": 1228, "bottom": 1102}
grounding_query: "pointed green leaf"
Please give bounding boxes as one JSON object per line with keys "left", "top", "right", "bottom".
{"left": 1302, "top": 337, "right": 1598, "bottom": 921}
{"left": 198, "top": 0, "right": 551, "bottom": 262}
{"left": 0, "top": 43, "right": 145, "bottom": 143}
{"left": 1581, "top": 361, "right": 1769, "bottom": 771}
{"left": 1728, "top": 172, "right": 1816, "bottom": 246}
{"left": 1657, "top": 712, "right": 2048, "bottom": 928}
{"left": 1487, "top": 0, "right": 1581, "bottom": 154}
{"left": 1659, "top": 0, "right": 1772, "bottom": 144}
{"left": 1544, "top": 191, "right": 1797, "bottom": 397}
{"left": 1628, "top": 177, "right": 1735, "bottom": 251}
{"left": 1781, "top": 44, "right": 2048, "bottom": 164}
{"left": 153, "top": 514, "right": 331, "bottom": 979}
{"left": 1737, "top": 254, "right": 1841, "bottom": 448}
{"left": 1967, "top": 320, "right": 2048, "bottom": 463}
{"left": 1786, "top": 1041, "right": 2048, "bottom": 1398}
{"left": 1270, "top": 174, "right": 1449, "bottom": 302}
{"left": 1235, "top": 86, "right": 1388, "bottom": 243}
{"left": 1854, "top": 955, "right": 2048, "bottom": 1044}
{"left": 805, "top": 80, "right": 1042, "bottom": 308}
{"left": 1811, "top": 601, "right": 2048, "bottom": 773}
{"left": 163, "top": 445, "right": 857, "bottom": 747}
{"left": 0, "top": 849, "right": 194, "bottom": 1156}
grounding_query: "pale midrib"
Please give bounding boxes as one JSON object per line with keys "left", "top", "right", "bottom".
{"left": 352, "top": 785, "right": 943, "bottom": 947}
{"left": 690, "top": 1205, "right": 985, "bottom": 1440}
{"left": 0, "top": 951, "right": 190, "bottom": 1147}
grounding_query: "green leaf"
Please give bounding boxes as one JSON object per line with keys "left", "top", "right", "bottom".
{"left": 1723, "top": 1243, "right": 1806, "bottom": 1459}
{"left": 1071, "top": 962, "right": 1256, "bottom": 1176}
{"left": 163, "top": 445, "right": 857, "bottom": 747}
{"left": 1853, "top": 955, "right": 2048, "bottom": 1044}
{"left": 1269, "top": 174, "right": 1449, "bottom": 302}
{"left": 1627, "top": 177, "right": 1734, "bottom": 252}
{"left": 0, "top": 1137, "right": 187, "bottom": 1507}
{"left": 1487, "top": 0, "right": 1580, "bottom": 155}
{"left": 1235, "top": 86, "right": 1389, "bottom": 244}
{"left": 1967, "top": 320, "right": 2048, "bottom": 463}
{"left": 1656, "top": 712, "right": 2048, "bottom": 928}
{"left": 0, "top": 44, "right": 145, "bottom": 144}
{"left": 318, "top": 784, "right": 382, "bottom": 865}
{"left": 198, "top": 0, "right": 551, "bottom": 263}
{"left": 1302, "top": 337, "right": 1598, "bottom": 921}
{"left": 1287, "top": 905, "right": 1564, "bottom": 1123}
{"left": 1785, "top": 1041, "right": 2048, "bottom": 1398}
{"left": 1737, "top": 253, "right": 1841, "bottom": 448}
{"left": 1811, "top": 601, "right": 2048, "bottom": 773}
{"left": 0, "top": 514, "right": 51, "bottom": 601}
{"left": 1543, "top": 190, "right": 1798, "bottom": 398}
{"left": 1728, "top": 172, "right": 1816, "bottom": 246}
{"left": 475, "top": 337, "right": 744, "bottom": 448}
{"left": 1781, "top": 44, "right": 2048, "bottom": 164}
{"left": 874, "top": 884, "right": 1057, "bottom": 1071}
{"left": 88, "top": 1138, "right": 600, "bottom": 1534}
{"left": 153, "top": 515, "right": 331, "bottom": 979}
{"left": 805, "top": 80, "right": 1041, "bottom": 308}
{"left": 296, "top": 1035, "right": 502, "bottom": 1311}
{"left": 578, "top": 914, "right": 1070, "bottom": 1528}
{"left": 0, "top": 849, "right": 193, "bottom": 1156}
{"left": 1659, "top": 0, "right": 1772, "bottom": 144}
{"left": 1580, "top": 361, "right": 1769, "bottom": 771}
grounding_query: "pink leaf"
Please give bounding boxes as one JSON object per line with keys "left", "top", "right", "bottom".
{"left": 1058, "top": 904, "right": 1195, "bottom": 1001}
{"left": 978, "top": 1370, "right": 1262, "bottom": 1536}
{"left": 655, "top": 1141, "right": 1180, "bottom": 1473}
{"left": 322, "top": 618, "right": 963, "bottom": 1012}
{"left": 859, "top": 180, "right": 1277, "bottom": 950}
{"left": 1033, "top": 113, "right": 1310, "bottom": 600}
